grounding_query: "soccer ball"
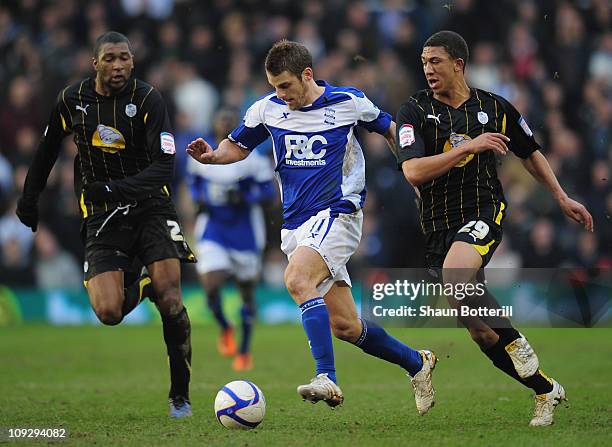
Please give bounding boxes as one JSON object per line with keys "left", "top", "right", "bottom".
{"left": 214, "top": 380, "right": 266, "bottom": 429}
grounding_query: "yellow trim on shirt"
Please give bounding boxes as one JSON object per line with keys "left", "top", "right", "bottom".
{"left": 80, "top": 193, "right": 88, "bottom": 218}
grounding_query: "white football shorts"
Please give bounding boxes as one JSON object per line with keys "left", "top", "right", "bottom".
{"left": 196, "top": 240, "right": 261, "bottom": 281}
{"left": 280, "top": 208, "right": 363, "bottom": 296}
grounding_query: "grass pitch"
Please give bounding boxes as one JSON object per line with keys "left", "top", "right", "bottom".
{"left": 1, "top": 325, "right": 610, "bottom": 446}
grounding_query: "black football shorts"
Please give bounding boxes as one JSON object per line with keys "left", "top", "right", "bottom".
{"left": 82, "top": 197, "right": 196, "bottom": 281}
{"left": 424, "top": 216, "right": 502, "bottom": 269}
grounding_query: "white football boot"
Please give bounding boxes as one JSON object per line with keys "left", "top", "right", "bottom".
{"left": 530, "top": 379, "right": 567, "bottom": 426}
{"left": 409, "top": 350, "right": 437, "bottom": 415}
{"left": 297, "top": 373, "right": 344, "bottom": 408}
{"left": 505, "top": 333, "right": 539, "bottom": 379}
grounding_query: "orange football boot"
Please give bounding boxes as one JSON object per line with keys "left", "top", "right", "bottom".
{"left": 218, "top": 327, "right": 237, "bottom": 357}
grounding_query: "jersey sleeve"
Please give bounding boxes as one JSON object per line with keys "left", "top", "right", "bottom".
{"left": 21, "top": 90, "right": 72, "bottom": 202}
{"left": 395, "top": 100, "right": 426, "bottom": 166}
{"left": 354, "top": 93, "right": 392, "bottom": 134}
{"left": 228, "top": 100, "right": 269, "bottom": 150}
{"left": 143, "top": 88, "right": 175, "bottom": 160}
{"left": 494, "top": 94, "right": 541, "bottom": 159}
{"left": 109, "top": 88, "right": 174, "bottom": 199}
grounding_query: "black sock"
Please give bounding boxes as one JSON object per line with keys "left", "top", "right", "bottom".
{"left": 482, "top": 339, "right": 554, "bottom": 394}
{"left": 121, "top": 273, "right": 153, "bottom": 317}
{"left": 482, "top": 338, "right": 524, "bottom": 382}
{"left": 162, "top": 307, "right": 192, "bottom": 400}
{"left": 523, "top": 369, "right": 554, "bottom": 394}
{"left": 492, "top": 326, "right": 521, "bottom": 345}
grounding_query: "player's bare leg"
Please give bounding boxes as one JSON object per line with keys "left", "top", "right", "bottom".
{"left": 442, "top": 243, "right": 499, "bottom": 349}
{"left": 287, "top": 246, "right": 343, "bottom": 407}
{"left": 149, "top": 258, "right": 193, "bottom": 418}
{"left": 323, "top": 282, "right": 360, "bottom": 342}
{"left": 284, "top": 246, "right": 330, "bottom": 305}
{"left": 324, "top": 282, "right": 436, "bottom": 415}
{"left": 86, "top": 271, "right": 125, "bottom": 325}
{"left": 444, "top": 241, "right": 564, "bottom": 425}
{"left": 87, "top": 267, "right": 154, "bottom": 326}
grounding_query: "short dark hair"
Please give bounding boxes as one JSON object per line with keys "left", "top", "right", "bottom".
{"left": 265, "top": 40, "right": 312, "bottom": 77}
{"left": 93, "top": 31, "right": 133, "bottom": 59}
{"left": 424, "top": 30, "right": 469, "bottom": 66}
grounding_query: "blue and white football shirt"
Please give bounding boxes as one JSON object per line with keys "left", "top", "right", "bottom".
{"left": 188, "top": 151, "right": 275, "bottom": 252}
{"left": 229, "top": 81, "right": 392, "bottom": 229}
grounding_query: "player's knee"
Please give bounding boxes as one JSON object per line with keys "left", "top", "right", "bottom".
{"left": 284, "top": 270, "right": 313, "bottom": 301}
{"left": 156, "top": 287, "right": 183, "bottom": 316}
{"left": 331, "top": 318, "right": 361, "bottom": 343}
{"left": 95, "top": 307, "right": 123, "bottom": 326}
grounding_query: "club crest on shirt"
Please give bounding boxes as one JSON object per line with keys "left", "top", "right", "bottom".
{"left": 125, "top": 103, "right": 137, "bottom": 117}
{"left": 324, "top": 107, "right": 336, "bottom": 125}
{"left": 443, "top": 132, "right": 474, "bottom": 167}
{"left": 477, "top": 111, "right": 489, "bottom": 124}
{"left": 92, "top": 124, "right": 126, "bottom": 153}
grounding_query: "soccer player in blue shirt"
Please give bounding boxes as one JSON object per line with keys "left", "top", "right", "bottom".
{"left": 188, "top": 108, "right": 275, "bottom": 371}
{"left": 188, "top": 40, "right": 437, "bottom": 414}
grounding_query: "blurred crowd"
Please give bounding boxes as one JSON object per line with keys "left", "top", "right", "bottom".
{"left": 0, "top": 0, "right": 610, "bottom": 288}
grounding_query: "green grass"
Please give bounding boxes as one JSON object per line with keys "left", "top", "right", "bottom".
{"left": 0, "top": 325, "right": 610, "bottom": 446}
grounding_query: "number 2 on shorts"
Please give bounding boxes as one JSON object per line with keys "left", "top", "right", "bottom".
{"left": 166, "top": 220, "right": 185, "bottom": 241}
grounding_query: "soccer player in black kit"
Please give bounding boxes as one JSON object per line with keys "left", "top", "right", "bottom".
{"left": 16, "top": 32, "right": 196, "bottom": 418}
{"left": 396, "top": 31, "right": 593, "bottom": 426}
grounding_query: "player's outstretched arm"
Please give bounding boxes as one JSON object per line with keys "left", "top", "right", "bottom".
{"left": 402, "top": 133, "right": 509, "bottom": 186}
{"left": 187, "top": 138, "right": 249, "bottom": 165}
{"left": 521, "top": 150, "right": 594, "bottom": 231}
{"left": 17, "top": 95, "right": 70, "bottom": 232}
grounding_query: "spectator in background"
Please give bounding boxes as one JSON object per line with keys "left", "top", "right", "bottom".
{"left": 186, "top": 25, "right": 227, "bottom": 88}
{"left": 0, "top": 200, "right": 35, "bottom": 284}
{"left": 521, "top": 218, "right": 567, "bottom": 268}
{"left": 33, "top": 226, "right": 81, "bottom": 289}
{"left": 572, "top": 231, "right": 600, "bottom": 268}
{"left": 0, "top": 153, "right": 13, "bottom": 205}
{"left": 172, "top": 60, "right": 218, "bottom": 135}
{"left": 120, "top": 0, "right": 175, "bottom": 20}
{"left": 587, "top": 32, "right": 612, "bottom": 87}
{"left": 467, "top": 42, "right": 501, "bottom": 93}
{"left": 0, "top": 77, "right": 42, "bottom": 153}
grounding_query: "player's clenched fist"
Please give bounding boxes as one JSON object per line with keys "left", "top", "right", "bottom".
{"left": 187, "top": 138, "right": 215, "bottom": 164}
{"left": 465, "top": 132, "right": 510, "bottom": 155}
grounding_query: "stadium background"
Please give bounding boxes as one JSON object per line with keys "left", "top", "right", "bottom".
{"left": 0, "top": 1, "right": 610, "bottom": 445}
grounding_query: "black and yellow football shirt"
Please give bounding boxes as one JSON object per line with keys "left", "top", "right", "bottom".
{"left": 22, "top": 77, "right": 175, "bottom": 218}
{"left": 396, "top": 88, "right": 541, "bottom": 233}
